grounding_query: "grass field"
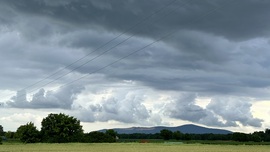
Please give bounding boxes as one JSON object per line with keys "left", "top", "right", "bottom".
{"left": 1, "top": 143, "right": 270, "bottom": 152}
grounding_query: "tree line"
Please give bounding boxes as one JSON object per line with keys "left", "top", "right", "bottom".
{"left": 118, "top": 129, "right": 270, "bottom": 142}
{"left": 1, "top": 113, "right": 270, "bottom": 144}
{"left": 1, "top": 113, "right": 117, "bottom": 143}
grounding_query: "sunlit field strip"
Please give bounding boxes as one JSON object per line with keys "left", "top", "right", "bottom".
{"left": 1, "top": 143, "right": 270, "bottom": 152}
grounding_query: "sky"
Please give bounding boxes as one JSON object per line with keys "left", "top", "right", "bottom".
{"left": 0, "top": 0, "right": 270, "bottom": 133}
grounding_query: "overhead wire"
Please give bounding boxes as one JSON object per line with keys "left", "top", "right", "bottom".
{"left": 24, "top": 0, "right": 192, "bottom": 93}
{"left": 60, "top": 0, "right": 239, "bottom": 88}
{"left": 25, "top": 0, "right": 188, "bottom": 95}
{"left": 1, "top": 0, "right": 179, "bottom": 100}
{"left": 4, "top": 0, "right": 238, "bottom": 103}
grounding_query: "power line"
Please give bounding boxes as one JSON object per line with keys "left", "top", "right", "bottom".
{"left": 27, "top": 0, "right": 179, "bottom": 89}
{"left": 6, "top": 0, "right": 195, "bottom": 99}
{"left": 1, "top": 0, "right": 179, "bottom": 99}
{"left": 59, "top": 0, "right": 239, "bottom": 88}
{"left": 6, "top": 0, "right": 238, "bottom": 103}
{"left": 25, "top": 0, "right": 188, "bottom": 94}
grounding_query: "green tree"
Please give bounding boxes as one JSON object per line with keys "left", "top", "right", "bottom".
{"left": 232, "top": 132, "right": 249, "bottom": 142}
{"left": 0, "top": 125, "right": 3, "bottom": 136}
{"left": 106, "top": 129, "right": 117, "bottom": 141}
{"left": 83, "top": 131, "right": 116, "bottom": 143}
{"left": 40, "top": 113, "right": 83, "bottom": 143}
{"left": 160, "top": 129, "right": 173, "bottom": 140}
{"left": 264, "top": 128, "right": 270, "bottom": 141}
{"left": 173, "top": 131, "right": 183, "bottom": 140}
{"left": 5, "top": 131, "right": 16, "bottom": 139}
{"left": 265, "top": 128, "right": 270, "bottom": 134}
{"left": 251, "top": 134, "right": 261, "bottom": 142}
{"left": 183, "top": 133, "right": 191, "bottom": 140}
{"left": 105, "top": 129, "right": 118, "bottom": 142}
{"left": 16, "top": 122, "right": 40, "bottom": 143}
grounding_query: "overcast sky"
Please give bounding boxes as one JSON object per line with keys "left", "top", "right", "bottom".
{"left": 1, "top": 0, "right": 270, "bottom": 133}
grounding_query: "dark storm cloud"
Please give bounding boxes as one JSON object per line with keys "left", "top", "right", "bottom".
{"left": 1, "top": 0, "right": 270, "bottom": 40}
{"left": 1, "top": 0, "right": 270, "bottom": 97}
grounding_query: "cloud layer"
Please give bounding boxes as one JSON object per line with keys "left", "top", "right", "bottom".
{"left": 0, "top": 0, "right": 269, "bottom": 131}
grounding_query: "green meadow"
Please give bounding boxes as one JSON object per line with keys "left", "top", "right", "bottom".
{"left": 1, "top": 143, "right": 270, "bottom": 152}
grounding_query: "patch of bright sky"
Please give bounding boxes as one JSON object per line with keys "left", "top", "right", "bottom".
{"left": 252, "top": 100, "right": 270, "bottom": 130}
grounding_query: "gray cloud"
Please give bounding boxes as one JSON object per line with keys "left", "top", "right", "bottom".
{"left": 75, "top": 91, "right": 163, "bottom": 126}
{"left": 7, "top": 85, "right": 85, "bottom": 109}
{"left": 0, "top": 0, "right": 270, "bottom": 130}
{"left": 207, "top": 97, "right": 263, "bottom": 127}
{"left": 1, "top": 0, "right": 270, "bottom": 97}
{"left": 2, "top": 0, "right": 270, "bottom": 40}
{"left": 164, "top": 93, "right": 226, "bottom": 127}
{"left": 164, "top": 93, "right": 263, "bottom": 127}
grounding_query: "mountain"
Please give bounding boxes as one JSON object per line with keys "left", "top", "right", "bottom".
{"left": 99, "top": 124, "right": 232, "bottom": 134}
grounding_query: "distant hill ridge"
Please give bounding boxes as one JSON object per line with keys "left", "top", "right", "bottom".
{"left": 99, "top": 124, "right": 232, "bottom": 134}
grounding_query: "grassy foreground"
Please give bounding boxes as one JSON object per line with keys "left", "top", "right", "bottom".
{"left": 1, "top": 143, "right": 270, "bottom": 152}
